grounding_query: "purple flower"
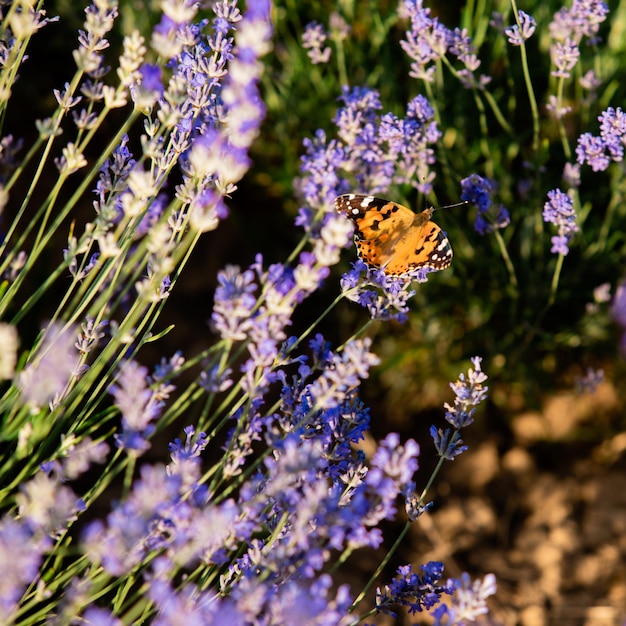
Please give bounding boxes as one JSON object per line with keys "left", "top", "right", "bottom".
{"left": 611, "top": 280, "right": 626, "bottom": 328}
{"left": 110, "top": 360, "right": 163, "bottom": 453}
{"left": 599, "top": 106, "right": 626, "bottom": 160}
{"left": 302, "top": 22, "right": 331, "bottom": 64}
{"left": 575, "top": 107, "right": 626, "bottom": 172}
{"left": 431, "top": 425, "right": 468, "bottom": 460}
{"left": 563, "top": 162, "right": 581, "bottom": 187}
{"left": 0, "top": 519, "right": 51, "bottom": 621}
{"left": 433, "top": 573, "right": 496, "bottom": 624}
{"left": 308, "top": 337, "right": 380, "bottom": 410}
{"left": 443, "top": 357, "right": 489, "bottom": 430}
{"left": 505, "top": 10, "right": 537, "bottom": 45}
{"left": 376, "top": 562, "right": 455, "bottom": 616}
{"left": 298, "top": 130, "right": 346, "bottom": 209}
{"left": 400, "top": 0, "right": 450, "bottom": 82}
{"left": 17, "top": 472, "right": 84, "bottom": 536}
{"left": 17, "top": 322, "right": 82, "bottom": 410}
{"left": 576, "top": 132, "right": 610, "bottom": 171}
{"left": 298, "top": 86, "right": 442, "bottom": 217}
{"left": 211, "top": 264, "right": 257, "bottom": 341}
{"left": 62, "top": 438, "right": 110, "bottom": 481}
{"left": 551, "top": 38, "right": 580, "bottom": 78}
{"left": 549, "top": 0, "right": 609, "bottom": 44}
{"left": 461, "top": 173, "right": 509, "bottom": 235}
{"left": 575, "top": 368, "right": 605, "bottom": 394}
{"left": 132, "top": 63, "right": 163, "bottom": 109}
{"left": 81, "top": 608, "right": 123, "bottom": 626}
{"left": 542, "top": 188, "right": 579, "bottom": 255}
{"left": 82, "top": 465, "right": 183, "bottom": 576}
{"left": 340, "top": 260, "right": 417, "bottom": 322}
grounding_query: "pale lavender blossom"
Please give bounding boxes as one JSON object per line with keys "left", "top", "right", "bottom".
{"left": 576, "top": 132, "right": 610, "bottom": 171}
{"left": 377, "top": 562, "right": 454, "bottom": 616}
{"left": 549, "top": 0, "right": 609, "bottom": 44}
{"left": 302, "top": 22, "right": 331, "bottom": 64}
{"left": 611, "top": 280, "right": 626, "bottom": 354}
{"left": 109, "top": 360, "right": 163, "bottom": 453}
{"left": 580, "top": 69, "right": 602, "bottom": 91}
{"left": 62, "top": 438, "right": 110, "bottom": 481}
{"left": 548, "top": 0, "right": 609, "bottom": 78}
{"left": 211, "top": 264, "right": 257, "bottom": 341}
{"left": 504, "top": 10, "right": 537, "bottom": 45}
{"left": 0, "top": 323, "right": 18, "bottom": 379}
{"left": 575, "top": 107, "right": 626, "bottom": 170}
{"left": 575, "top": 368, "right": 605, "bottom": 394}
{"left": 81, "top": 607, "right": 123, "bottom": 626}
{"left": 17, "top": 322, "right": 82, "bottom": 410}
{"left": 444, "top": 357, "right": 489, "bottom": 429}
{"left": 563, "top": 162, "right": 581, "bottom": 188}
{"left": 432, "top": 573, "right": 497, "bottom": 624}
{"left": 0, "top": 519, "right": 51, "bottom": 622}
{"left": 363, "top": 433, "right": 420, "bottom": 524}
{"left": 546, "top": 94, "right": 572, "bottom": 119}
{"left": 308, "top": 337, "right": 380, "bottom": 409}
{"left": 82, "top": 465, "right": 182, "bottom": 576}
{"left": 542, "top": 188, "right": 578, "bottom": 255}
{"left": 16, "top": 472, "right": 85, "bottom": 537}
{"left": 340, "top": 260, "right": 417, "bottom": 322}
{"left": 551, "top": 38, "right": 580, "bottom": 78}
{"left": 400, "top": 0, "right": 450, "bottom": 82}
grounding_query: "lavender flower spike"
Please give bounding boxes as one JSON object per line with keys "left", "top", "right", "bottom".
{"left": 443, "top": 356, "right": 489, "bottom": 429}
{"left": 542, "top": 188, "right": 579, "bottom": 255}
{"left": 504, "top": 10, "right": 537, "bottom": 45}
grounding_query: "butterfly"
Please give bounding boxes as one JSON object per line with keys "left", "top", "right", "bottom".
{"left": 335, "top": 193, "right": 453, "bottom": 276}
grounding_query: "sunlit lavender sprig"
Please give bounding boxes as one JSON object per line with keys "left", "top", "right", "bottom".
{"left": 302, "top": 22, "right": 331, "bottom": 64}
{"left": 444, "top": 356, "right": 488, "bottom": 429}
{"left": 432, "top": 573, "right": 497, "bottom": 625}
{"left": 576, "top": 106, "right": 626, "bottom": 171}
{"left": 340, "top": 260, "right": 418, "bottom": 322}
{"left": 543, "top": 188, "right": 578, "bottom": 255}
{"left": 399, "top": 0, "right": 449, "bottom": 83}
{"left": 431, "top": 357, "right": 488, "bottom": 462}
{"left": 400, "top": 0, "right": 492, "bottom": 90}
{"left": 504, "top": 10, "right": 537, "bottom": 45}
{"left": 376, "top": 562, "right": 455, "bottom": 617}
{"left": 548, "top": 0, "right": 609, "bottom": 78}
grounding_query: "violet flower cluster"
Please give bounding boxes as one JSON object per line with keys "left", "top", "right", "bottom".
{"left": 461, "top": 174, "right": 510, "bottom": 235}
{"left": 576, "top": 106, "right": 626, "bottom": 172}
{"left": 504, "top": 10, "right": 537, "bottom": 46}
{"left": 296, "top": 86, "right": 445, "bottom": 319}
{"left": 549, "top": 0, "right": 609, "bottom": 78}
{"left": 400, "top": 0, "right": 491, "bottom": 89}
{"left": 542, "top": 188, "right": 579, "bottom": 255}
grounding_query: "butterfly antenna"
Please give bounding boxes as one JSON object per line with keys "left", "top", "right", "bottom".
{"left": 434, "top": 200, "right": 470, "bottom": 212}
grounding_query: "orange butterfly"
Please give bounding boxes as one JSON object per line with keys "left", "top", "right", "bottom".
{"left": 335, "top": 194, "right": 453, "bottom": 276}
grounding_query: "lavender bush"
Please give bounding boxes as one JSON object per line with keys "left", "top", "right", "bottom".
{"left": 0, "top": 1, "right": 497, "bottom": 624}
{"left": 268, "top": 0, "right": 625, "bottom": 396}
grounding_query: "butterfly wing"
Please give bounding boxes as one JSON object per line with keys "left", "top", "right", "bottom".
{"left": 335, "top": 194, "right": 415, "bottom": 269}
{"left": 385, "top": 220, "right": 453, "bottom": 275}
{"left": 335, "top": 193, "right": 453, "bottom": 276}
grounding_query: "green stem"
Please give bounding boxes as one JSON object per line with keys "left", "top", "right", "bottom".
{"left": 510, "top": 0, "right": 540, "bottom": 153}
{"left": 349, "top": 522, "right": 412, "bottom": 613}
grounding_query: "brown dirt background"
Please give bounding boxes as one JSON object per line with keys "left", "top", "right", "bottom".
{"left": 365, "top": 380, "right": 626, "bottom": 625}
